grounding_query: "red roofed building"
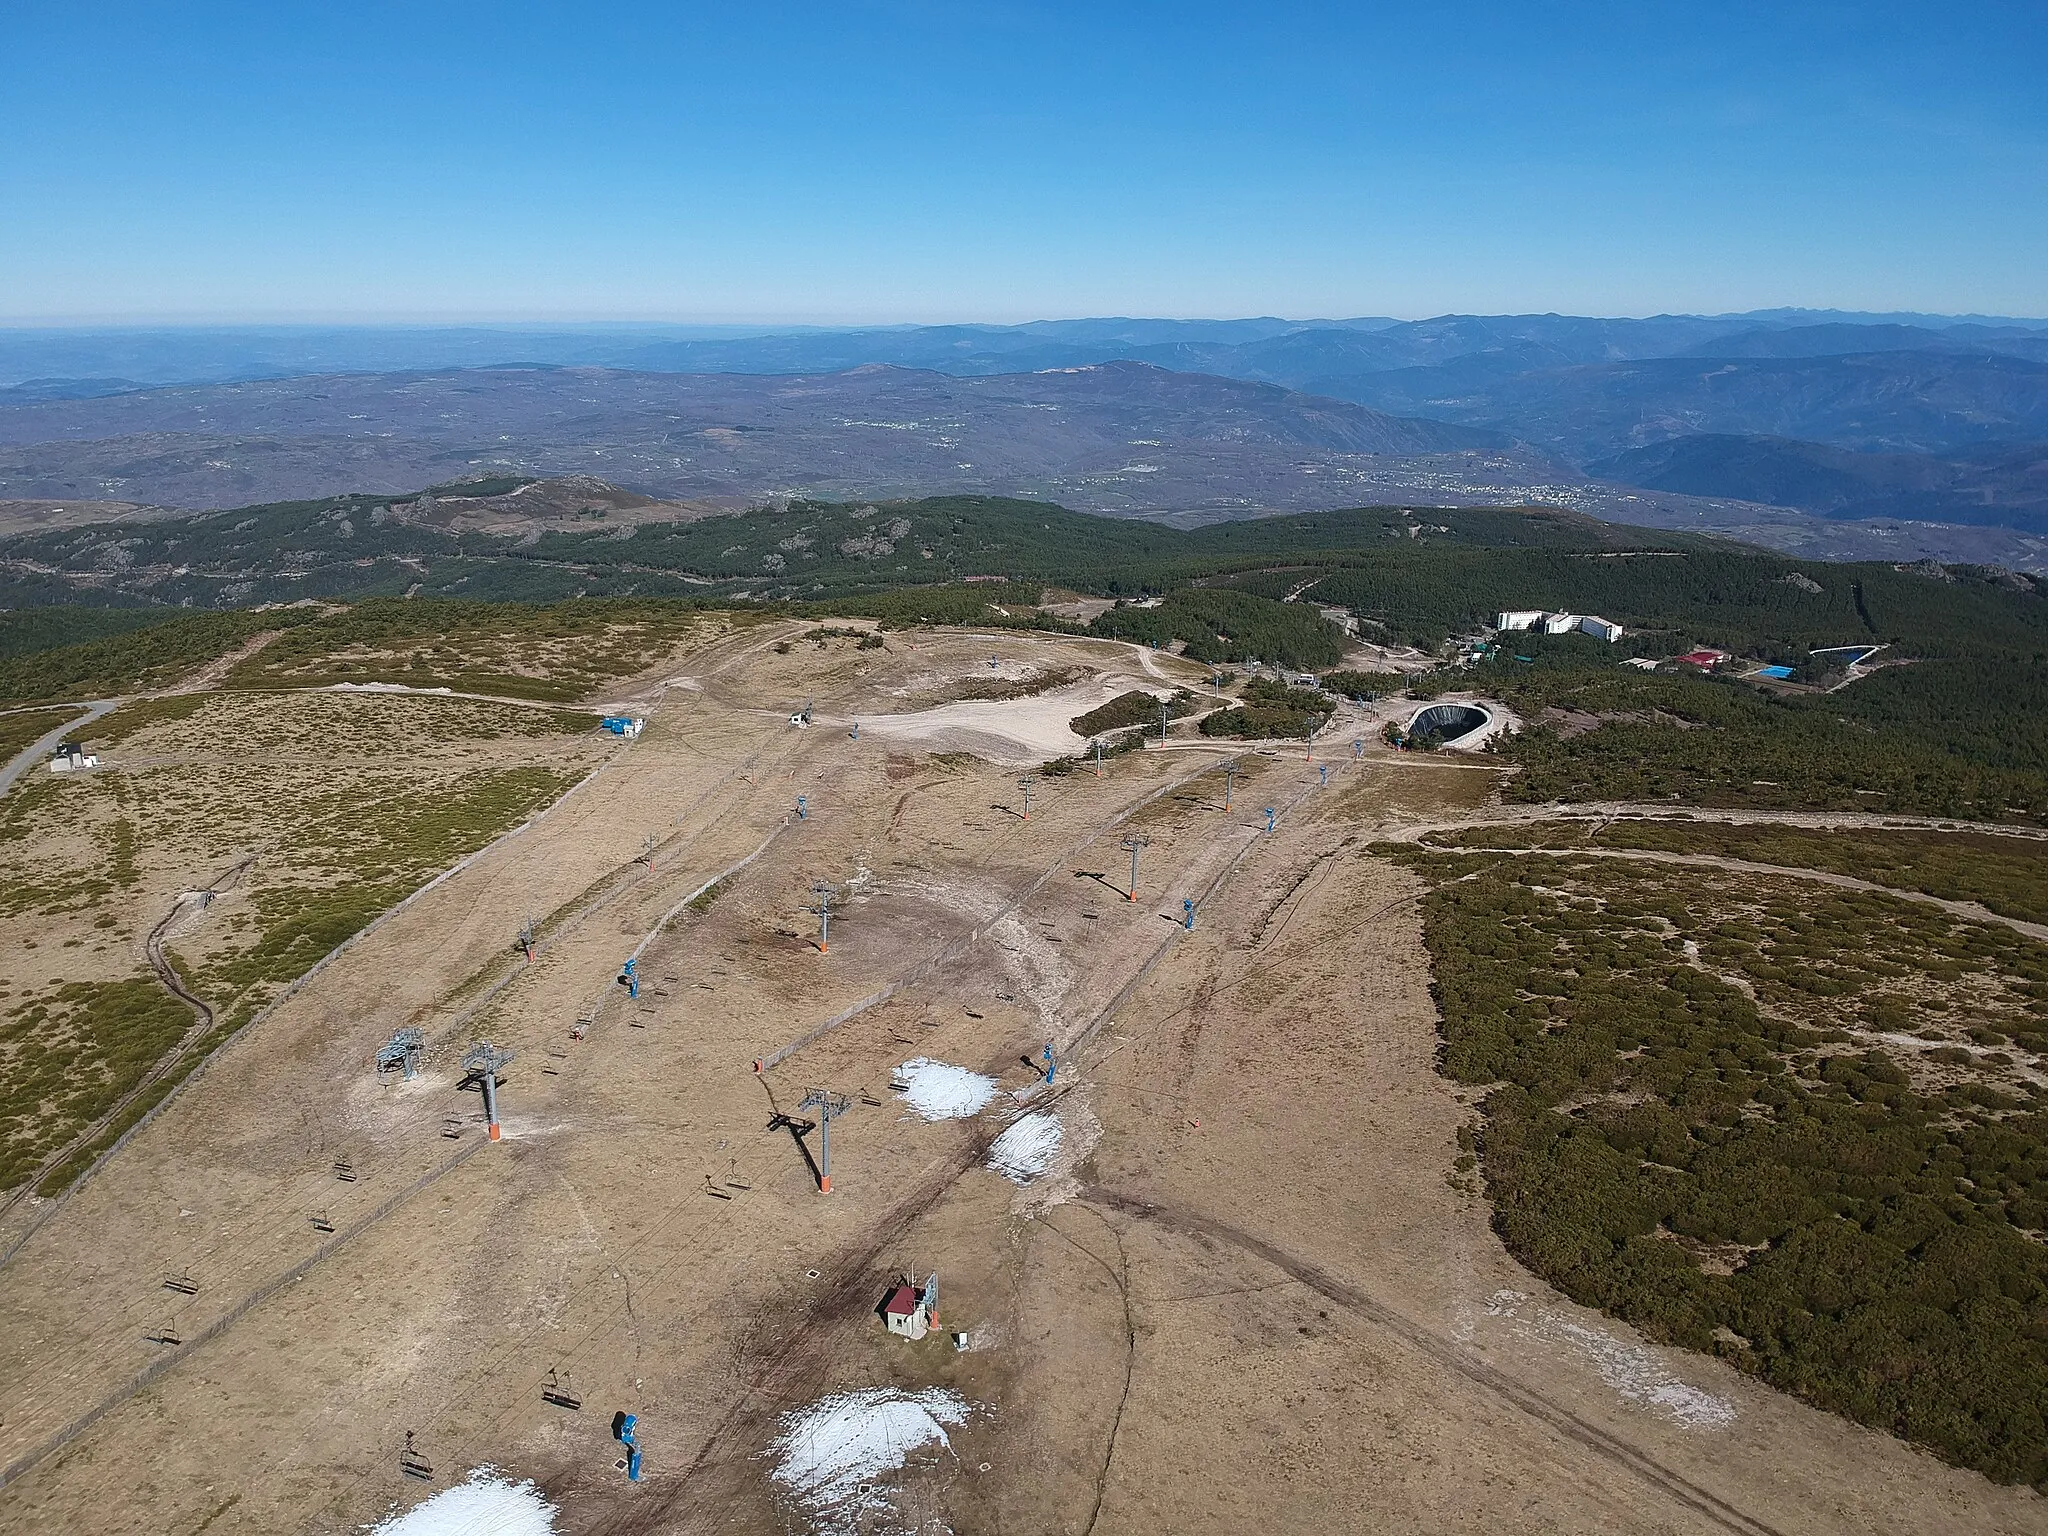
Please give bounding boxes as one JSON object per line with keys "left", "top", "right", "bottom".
{"left": 1676, "top": 649, "right": 1727, "bottom": 668}
{"left": 880, "top": 1278, "right": 935, "bottom": 1340}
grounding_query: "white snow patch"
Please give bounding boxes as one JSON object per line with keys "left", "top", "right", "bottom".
{"left": 327, "top": 681, "right": 455, "bottom": 696}
{"left": 767, "top": 1386, "right": 972, "bottom": 1524}
{"left": 1482, "top": 1290, "right": 1735, "bottom": 1430}
{"left": 366, "top": 1468, "right": 559, "bottom": 1535}
{"left": 988, "top": 1112, "right": 1062, "bottom": 1183}
{"left": 891, "top": 1059, "right": 998, "bottom": 1120}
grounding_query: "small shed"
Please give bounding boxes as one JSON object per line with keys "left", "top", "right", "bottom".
{"left": 47, "top": 741, "right": 99, "bottom": 773}
{"left": 879, "top": 1272, "right": 939, "bottom": 1340}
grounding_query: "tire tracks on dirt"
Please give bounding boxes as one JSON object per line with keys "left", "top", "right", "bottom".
{"left": 1083, "top": 1188, "right": 1785, "bottom": 1536}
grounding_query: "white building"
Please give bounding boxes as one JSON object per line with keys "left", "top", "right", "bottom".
{"left": 1494, "top": 610, "right": 1623, "bottom": 643}
{"left": 47, "top": 741, "right": 99, "bottom": 773}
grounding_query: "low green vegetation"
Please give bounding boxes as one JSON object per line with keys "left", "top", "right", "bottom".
{"left": 946, "top": 664, "right": 1081, "bottom": 703}
{"left": 1320, "top": 668, "right": 1405, "bottom": 699}
{"left": 1426, "top": 819, "right": 2048, "bottom": 926}
{"left": 0, "top": 605, "right": 174, "bottom": 661}
{"left": 0, "top": 607, "right": 316, "bottom": 705}
{"left": 1089, "top": 588, "right": 1348, "bottom": 668}
{"left": 1199, "top": 678, "right": 1333, "bottom": 739}
{"left": 0, "top": 977, "right": 195, "bottom": 1193}
{"left": 221, "top": 597, "right": 735, "bottom": 701}
{"left": 1447, "top": 634, "right": 2048, "bottom": 823}
{"left": 1386, "top": 845, "right": 2048, "bottom": 1487}
{"left": 1070, "top": 689, "right": 1191, "bottom": 738}
{"left": 0, "top": 704, "right": 91, "bottom": 766}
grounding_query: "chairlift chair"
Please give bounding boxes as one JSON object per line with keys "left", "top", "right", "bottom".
{"left": 541, "top": 1368, "right": 584, "bottom": 1410}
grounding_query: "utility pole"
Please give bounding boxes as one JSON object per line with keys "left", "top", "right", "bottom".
{"left": 812, "top": 881, "right": 835, "bottom": 953}
{"left": 1119, "top": 834, "right": 1148, "bottom": 903}
{"left": 798, "top": 1088, "right": 852, "bottom": 1193}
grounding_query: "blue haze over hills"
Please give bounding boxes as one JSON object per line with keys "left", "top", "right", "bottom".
{"left": 1, "top": 309, "right": 2045, "bottom": 555}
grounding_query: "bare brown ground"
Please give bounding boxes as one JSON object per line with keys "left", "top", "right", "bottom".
{"left": 0, "top": 626, "right": 2042, "bottom": 1535}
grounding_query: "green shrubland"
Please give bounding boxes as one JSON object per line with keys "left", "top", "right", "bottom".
{"left": 1388, "top": 845, "right": 2048, "bottom": 1486}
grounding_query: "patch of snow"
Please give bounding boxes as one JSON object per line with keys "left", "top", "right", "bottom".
{"left": 327, "top": 681, "right": 456, "bottom": 696}
{"left": 988, "top": 1113, "right": 1062, "bottom": 1183}
{"left": 891, "top": 1059, "right": 998, "bottom": 1120}
{"left": 767, "top": 1387, "right": 972, "bottom": 1525}
{"left": 366, "top": 1468, "right": 559, "bottom": 1535}
{"left": 1482, "top": 1290, "right": 1735, "bottom": 1430}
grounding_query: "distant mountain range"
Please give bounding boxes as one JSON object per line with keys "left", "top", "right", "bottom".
{"left": 1588, "top": 436, "right": 2048, "bottom": 534}
{"left": 2, "top": 308, "right": 2047, "bottom": 567}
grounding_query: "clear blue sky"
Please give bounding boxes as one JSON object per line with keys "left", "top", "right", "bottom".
{"left": 2, "top": 1, "right": 2043, "bottom": 323}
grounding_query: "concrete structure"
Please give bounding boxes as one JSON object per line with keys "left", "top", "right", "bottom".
{"left": 47, "top": 741, "right": 99, "bottom": 773}
{"left": 1494, "top": 611, "right": 1622, "bottom": 642}
{"left": 1403, "top": 701, "right": 1501, "bottom": 751}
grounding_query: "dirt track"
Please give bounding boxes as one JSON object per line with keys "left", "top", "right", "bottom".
{"left": 0, "top": 626, "right": 2043, "bottom": 1535}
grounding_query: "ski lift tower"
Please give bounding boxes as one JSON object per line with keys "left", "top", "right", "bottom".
{"left": 1221, "top": 758, "right": 1240, "bottom": 810}
{"left": 461, "top": 1042, "right": 516, "bottom": 1141}
{"left": 1119, "top": 834, "right": 1148, "bottom": 903}
{"left": 1016, "top": 774, "right": 1037, "bottom": 822}
{"left": 376, "top": 1027, "right": 425, "bottom": 1081}
{"left": 811, "top": 881, "right": 836, "bottom": 953}
{"left": 798, "top": 1088, "right": 852, "bottom": 1193}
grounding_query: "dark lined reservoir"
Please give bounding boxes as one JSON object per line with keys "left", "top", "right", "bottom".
{"left": 1406, "top": 703, "right": 1491, "bottom": 743}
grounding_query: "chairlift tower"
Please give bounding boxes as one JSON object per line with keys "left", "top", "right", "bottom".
{"left": 1353, "top": 738, "right": 1365, "bottom": 760}
{"left": 1119, "top": 834, "right": 1148, "bottom": 903}
{"left": 1221, "top": 758, "right": 1239, "bottom": 810}
{"left": 622, "top": 957, "right": 638, "bottom": 999}
{"left": 1093, "top": 738, "right": 1106, "bottom": 777}
{"left": 812, "top": 881, "right": 836, "bottom": 953}
{"left": 1157, "top": 696, "right": 1170, "bottom": 740}
{"left": 461, "top": 1042, "right": 516, "bottom": 1141}
{"left": 1016, "top": 774, "right": 1037, "bottom": 821}
{"left": 376, "top": 1027, "right": 425, "bottom": 1081}
{"left": 518, "top": 917, "right": 536, "bottom": 964}
{"left": 798, "top": 1087, "right": 852, "bottom": 1193}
